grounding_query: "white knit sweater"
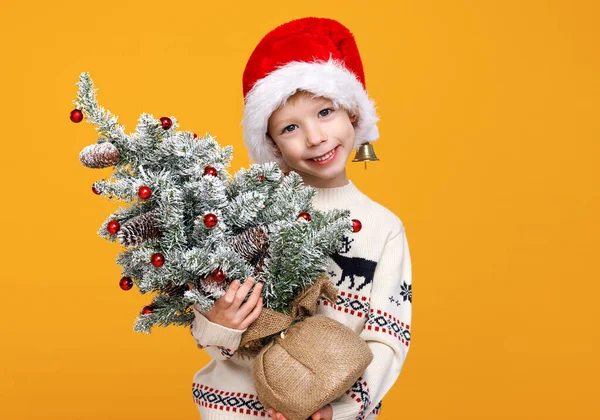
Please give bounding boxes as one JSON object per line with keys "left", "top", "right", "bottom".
{"left": 190, "top": 180, "right": 412, "bottom": 420}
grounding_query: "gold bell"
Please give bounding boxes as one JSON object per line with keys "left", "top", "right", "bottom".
{"left": 352, "top": 142, "right": 380, "bottom": 169}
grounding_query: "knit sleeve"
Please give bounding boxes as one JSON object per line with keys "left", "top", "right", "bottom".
{"left": 330, "top": 226, "right": 412, "bottom": 420}
{"left": 189, "top": 306, "right": 246, "bottom": 361}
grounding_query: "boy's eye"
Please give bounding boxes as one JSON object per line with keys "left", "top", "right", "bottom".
{"left": 319, "top": 108, "right": 334, "bottom": 117}
{"left": 282, "top": 124, "right": 297, "bottom": 133}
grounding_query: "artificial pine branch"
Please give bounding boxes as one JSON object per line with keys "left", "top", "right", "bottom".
{"left": 74, "top": 73, "right": 130, "bottom": 152}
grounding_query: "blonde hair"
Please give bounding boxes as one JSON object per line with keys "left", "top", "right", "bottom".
{"left": 284, "top": 90, "right": 359, "bottom": 121}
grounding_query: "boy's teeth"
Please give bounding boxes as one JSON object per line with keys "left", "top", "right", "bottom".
{"left": 312, "top": 148, "right": 335, "bottom": 161}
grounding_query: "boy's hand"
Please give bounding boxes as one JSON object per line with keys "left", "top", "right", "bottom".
{"left": 267, "top": 404, "right": 332, "bottom": 420}
{"left": 267, "top": 408, "right": 287, "bottom": 420}
{"left": 190, "top": 277, "right": 263, "bottom": 330}
{"left": 310, "top": 405, "right": 333, "bottom": 420}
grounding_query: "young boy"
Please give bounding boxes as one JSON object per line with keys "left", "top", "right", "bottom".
{"left": 190, "top": 17, "right": 412, "bottom": 420}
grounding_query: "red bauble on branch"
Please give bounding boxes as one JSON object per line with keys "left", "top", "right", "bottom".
{"left": 138, "top": 186, "right": 152, "bottom": 200}
{"left": 151, "top": 253, "right": 165, "bottom": 267}
{"left": 258, "top": 175, "right": 265, "bottom": 182}
{"left": 70, "top": 109, "right": 83, "bottom": 123}
{"left": 297, "top": 212, "right": 311, "bottom": 222}
{"left": 141, "top": 305, "right": 153, "bottom": 315}
{"left": 352, "top": 219, "right": 362, "bottom": 233}
{"left": 107, "top": 220, "right": 120, "bottom": 234}
{"left": 203, "top": 213, "right": 218, "bottom": 228}
{"left": 119, "top": 277, "right": 133, "bottom": 291}
{"left": 193, "top": 133, "right": 198, "bottom": 139}
{"left": 203, "top": 166, "right": 218, "bottom": 177}
{"left": 92, "top": 183, "right": 101, "bottom": 195}
{"left": 211, "top": 269, "right": 226, "bottom": 283}
{"left": 160, "top": 117, "right": 172, "bottom": 130}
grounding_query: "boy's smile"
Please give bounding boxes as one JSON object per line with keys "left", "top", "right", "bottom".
{"left": 308, "top": 145, "right": 340, "bottom": 164}
{"left": 267, "top": 93, "right": 357, "bottom": 188}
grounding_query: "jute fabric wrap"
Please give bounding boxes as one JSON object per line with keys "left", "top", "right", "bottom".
{"left": 240, "top": 275, "right": 374, "bottom": 420}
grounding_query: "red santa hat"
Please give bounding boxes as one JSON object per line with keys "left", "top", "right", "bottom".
{"left": 242, "top": 17, "right": 379, "bottom": 166}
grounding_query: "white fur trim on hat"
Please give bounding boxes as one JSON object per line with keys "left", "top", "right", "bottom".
{"left": 242, "top": 59, "right": 379, "bottom": 166}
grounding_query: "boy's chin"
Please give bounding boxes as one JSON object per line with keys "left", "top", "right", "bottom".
{"left": 299, "top": 166, "right": 346, "bottom": 182}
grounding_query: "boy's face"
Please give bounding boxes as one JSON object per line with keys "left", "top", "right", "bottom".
{"left": 266, "top": 93, "right": 357, "bottom": 188}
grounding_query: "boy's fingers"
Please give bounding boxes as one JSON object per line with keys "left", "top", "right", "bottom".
{"left": 232, "top": 277, "right": 255, "bottom": 307}
{"left": 239, "top": 297, "right": 262, "bottom": 330}
{"left": 267, "top": 409, "right": 287, "bottom": 420}
{"left": 238, "top": 282, "right": 263, "bottom": 318}
{"left": 219, "top": 280, "right": 240, "bottom": 307}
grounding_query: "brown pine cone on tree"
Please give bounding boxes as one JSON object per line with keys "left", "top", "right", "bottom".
{"left": 231, "top": 226, "right": 270, "bottom": 275}
{"left": 118, "top": 210, "right": 161, "bottom": 247}
{"left": 79, "top": 142, "right": 120, "bottom": 168}
{"left": 161, "top": 283, "right": 189, "bottom": 297}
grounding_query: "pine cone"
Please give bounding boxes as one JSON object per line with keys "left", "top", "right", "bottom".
{"left": 118, "top": 211, "right": 161, "bottom": 247}
{"left": 231, "top": 226, "right": 270, "bottom": 275}
{"left": 79, "top": 142, "right": 120, "bottom": 168}
{"left": 161, "top": 283, "right": 189, "bottom": 297}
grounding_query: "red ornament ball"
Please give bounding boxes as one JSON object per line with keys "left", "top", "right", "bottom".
{"left": 203, "top": 166, "right": 218, "bottom": 177}
{"left": 258, "top": 175, "right": 265, "bottom": 182}
{"left": 138, "top": 186, "right": 152, "bottom": 200}
{"left": 211, "top": 269, "right": 226, "bottom": 283}
{"left": 352, "top": 219, "right": 362, "bottom": 233}
{"left": 151, "top": 253, "right": 165, "bottom": 267}
{"left": 92, "top": 183, "right": 101, "bottom": 195}
{"left": 193, "top": 133, "right": 198, "bottom": 139}
{"left": 70, "top": 109, "right": 83, "bottom": 123}
{"left": 119, "top": 276, "right": 133, "bottom": 291}
{"left": 107, "top": 220, "right": 120, "bottom": 234}
{"left": 141, "top": 305, "right": 153, "bottom": 315}
{"left": 297, "top": 212, "right": 312, "bottom": 222}
{"left": 160, "top": 117, "right": 172, "bottom": 130}
{"left": 203, "top": 213, "right": 218, "bottom": 228}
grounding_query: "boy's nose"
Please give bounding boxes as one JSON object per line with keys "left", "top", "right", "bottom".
{"left": 305, "top": 126, "right": 327, "bottom": 147}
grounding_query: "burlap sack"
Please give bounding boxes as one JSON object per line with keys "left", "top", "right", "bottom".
{"left": 240, "top": 276, "right": 373, "bottom": 420}
{"left": 253, "top": 315, "right": 373, "bottom": 420}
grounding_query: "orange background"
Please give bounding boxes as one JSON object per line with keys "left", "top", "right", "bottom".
{"left": 1, "top": 0, "right": 598, "bottom": 419}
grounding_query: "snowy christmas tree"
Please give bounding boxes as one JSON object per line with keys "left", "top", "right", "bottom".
{"left": 71, "top": 72, "right": 359, "bottom": 335}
